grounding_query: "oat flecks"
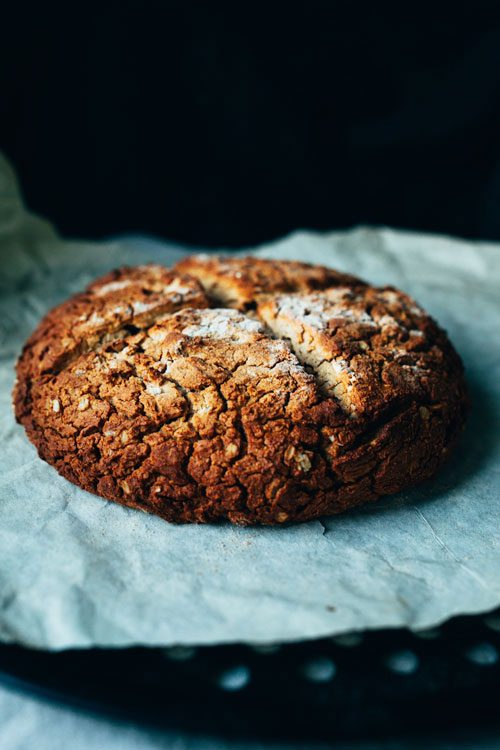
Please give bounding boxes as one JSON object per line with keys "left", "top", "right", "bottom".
{"left": 274, "top": 289, "right": 377, "bottom": 330}
{"left": 13, "top": 257, "right": 467, "bottom": 526}
{"left": 257, "top": 285, "right": 445, "bottom": 419}
{"left": 17, "top": 264, "right": 210, "bottom": 382}
{"left": 181, "top": 308, "right": 263, "bottom": 341}
{"left": 174, "top": 254, "right": 363, "bottom": 310}
{"left": 94, "top": 278, "right": 133, "bottom": 295}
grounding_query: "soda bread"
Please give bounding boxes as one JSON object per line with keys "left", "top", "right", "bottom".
{"left": 13, "top": 257, "right": 467, "bottom": 525}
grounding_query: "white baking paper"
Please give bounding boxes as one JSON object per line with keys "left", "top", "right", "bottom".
{"left": 1, "top": 152, "right": 499, "bottom": 650}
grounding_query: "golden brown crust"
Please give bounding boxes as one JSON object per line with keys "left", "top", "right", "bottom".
{"left": 13, "top": 258, "right": 467, "bottom": 525}
{"left": 174, "top": 254, "right": 363, "bottom": 310}
{"left": 257, "top": 286, "right": 463, "bottom": 418}
{"left": 17, "top": 264, "right": 209, "bottom": 381}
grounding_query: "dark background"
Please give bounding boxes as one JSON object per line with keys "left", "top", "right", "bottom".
{"left": 2, "top": 3, "right": 500, "bottom": 247}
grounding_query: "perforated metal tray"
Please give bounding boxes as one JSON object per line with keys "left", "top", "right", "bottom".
{"left": 1, "top": 609, "right": 500, "bottom": 741}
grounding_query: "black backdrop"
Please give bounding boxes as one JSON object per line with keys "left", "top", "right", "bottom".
{"left": 2, "top": 3, "right": 500, "bottom": 247}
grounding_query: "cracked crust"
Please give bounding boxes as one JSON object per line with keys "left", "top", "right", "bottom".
{"left": 257, "top": 286, "right": 462, "bottom": 418}
{"left": 13, "top": 259, "right": 467, "bottom": 525}
{"left": 174, "top": 254, "right": 363, "bottom": 310}
{"left": 258, "top": 287, "right": 467, "bottom": 499}
{"left": 17, "top": 265, "right": 210, "bottom": 382}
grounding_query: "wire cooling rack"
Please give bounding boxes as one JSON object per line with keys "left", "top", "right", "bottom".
{"left": 1, "top": 608, "right": 500, "bottom": 741}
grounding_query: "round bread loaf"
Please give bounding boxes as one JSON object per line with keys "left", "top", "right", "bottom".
{"left": 13, "top": 257, "right": 467, "bottom": 525}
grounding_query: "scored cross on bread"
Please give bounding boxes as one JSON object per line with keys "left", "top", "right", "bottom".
{"left": 14, "top": 256, "right": 467, "bottom": 525}
{"left": 257, "top": 286, "right": 456, "bottom": 419}
{"left": 174, "top": 254, "right": 362, "bottom": 310}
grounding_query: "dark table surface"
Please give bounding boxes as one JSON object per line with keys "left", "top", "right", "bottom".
{"left": 2, "top": 608, "right": 500, "bottom": 746}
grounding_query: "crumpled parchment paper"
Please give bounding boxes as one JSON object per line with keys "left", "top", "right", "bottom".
{"left": 1, "top": 153, "right": 499, "bottom": 650}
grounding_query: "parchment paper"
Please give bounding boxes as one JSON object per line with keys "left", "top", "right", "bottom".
{"left": 1, "top": 153, "right": 499, "bottom": 650}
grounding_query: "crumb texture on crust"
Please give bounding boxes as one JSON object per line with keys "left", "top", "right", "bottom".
{"left": 174, "top": 254, "right": 363, "bottom": 310}
{"left": 17, "top": 265, "right": 209, "bottom": 382}
{"left": 257, "top": 286, "right": 459, "bottom": 418}
{"left": 14, "top": 258, "right": 467, "bottom": 525}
